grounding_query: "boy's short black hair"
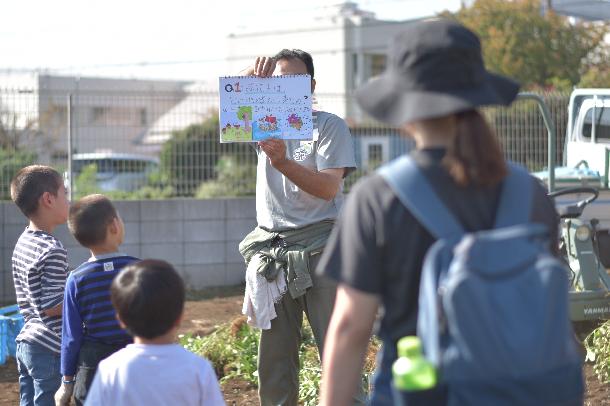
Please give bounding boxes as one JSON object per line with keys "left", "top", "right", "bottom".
{"left": 111, "top": 259, "right": 185, "bottom": 339}
{"left": 10, "top": 165, "right": 63, "bottom": 217}
{"left": 273, "top": 49, "right": 315, "bottom": 79}
{"left": 68, "top": 194, "right": 118, "bottom": 247}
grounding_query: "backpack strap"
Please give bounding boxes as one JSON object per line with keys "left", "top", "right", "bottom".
{"left": 377, "top": 155, "right": 464, "bottom": 240}
{"left": 494, "top": 162, "right": 534, "bottom": 228}
{"left": 378, "top": 155, "right": 462, "bottom": 368}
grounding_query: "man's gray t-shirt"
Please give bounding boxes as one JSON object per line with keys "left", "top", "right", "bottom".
{"left": 256, "top": 110, "right": 356, "bottom": 231}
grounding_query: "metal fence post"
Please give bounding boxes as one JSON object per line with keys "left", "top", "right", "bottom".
{"left": 516, "top": 92, "right": 557, "bottom": 192}
{"left": 67, "top": 93, "right": 73, "bottom": 201}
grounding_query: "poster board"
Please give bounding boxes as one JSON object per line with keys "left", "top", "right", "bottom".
{"left": 218, "top": 75, "right": 313, "bottom": 143}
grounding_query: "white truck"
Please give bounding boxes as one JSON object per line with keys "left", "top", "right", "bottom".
{"left": 536, "top": 89, "right": 610, "bottom": 223}
{"left": 564, "top": 89, "right": 610, "bottom": 192}
{"left": 536, "top": 89, "right": 610, "bottom": 329}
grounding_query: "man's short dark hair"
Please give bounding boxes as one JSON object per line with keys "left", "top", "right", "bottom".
{"left": 273, "top": 49, "right": 315, "bottom": 79}
{"left": 111, "top": 259, "right": 185, "bottom": 339}
{"left": 68, "top": 194, "right": 118, "bottom": 247}
{"left": 10, "top": 165, "right": 63, "bottom": 217}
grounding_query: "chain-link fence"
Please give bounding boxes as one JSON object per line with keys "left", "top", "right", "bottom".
{"left": 0, "top": 86, "right": 570, "bottom": 200}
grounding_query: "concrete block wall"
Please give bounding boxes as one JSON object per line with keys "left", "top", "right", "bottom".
{"left": 0, "top": 198, "right": 256, "bottom": 303}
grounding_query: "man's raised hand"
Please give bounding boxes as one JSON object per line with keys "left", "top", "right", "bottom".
{"left": 254, "top": 57, "right": 276, "bottom": 77}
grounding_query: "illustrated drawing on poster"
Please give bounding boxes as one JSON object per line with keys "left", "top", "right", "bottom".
{"left": 218, "top": 75, "right": 313, "bottom": 143}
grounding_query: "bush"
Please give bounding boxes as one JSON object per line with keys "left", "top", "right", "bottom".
{"left": 160, "top": 115, "right": 257, "bottom": 196}
{"left": 585, "top": 321, "right": 610, "bottom": 383}
{"left": 180, "top": 317, "right": 259, "bottom": 384}
{"left": 0, "top": 148, "right": 37, "bottom": 200}
{"left": 195, "top": 155, "right": 256, "bottom": 198}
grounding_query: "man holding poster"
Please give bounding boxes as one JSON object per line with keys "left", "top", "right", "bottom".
{"left": 236, "top": 49, "right": 359, "bottom": 405}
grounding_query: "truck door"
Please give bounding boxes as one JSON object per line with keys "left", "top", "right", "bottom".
{"left": 566, "top": 97, "right": 610, "bottom": 186}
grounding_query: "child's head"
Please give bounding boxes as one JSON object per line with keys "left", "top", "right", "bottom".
{"left": 10, "top": 165, "right": 69, "bottom": 224}
{"left": 110, "top": 259, "right": 185, "bottom": 339}
{"left": 68, "top": 194, "right": 124, "bottom": 249}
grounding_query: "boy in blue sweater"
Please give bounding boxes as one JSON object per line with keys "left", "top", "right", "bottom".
{"left": 54, "top": 194, "right": 139, "bottom": 406}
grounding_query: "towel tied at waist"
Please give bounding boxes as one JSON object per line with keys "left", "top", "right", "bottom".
{"left": 239, "top": 220, "right": 333, "bottom": 329}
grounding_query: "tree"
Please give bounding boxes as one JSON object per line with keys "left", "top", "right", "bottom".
{"left": 0, "top": 100, "right": 39, "bottom": 200}
{"left": 237, "top": 106, "right": 252, "bottom": 132}
{"left": 195, "top": 155, "right": 256, "bottom": 198}
{"left": 445, "top": 0, "right": 609, "bottom": 89}
{"left": 160, "top": 113, "right": 257, "bottom": 196}
{"left": 0, "top": 148, "right": 36, "bottom": 200}
{"left": 578, "top": 66, "right": 610, "bottom": 88}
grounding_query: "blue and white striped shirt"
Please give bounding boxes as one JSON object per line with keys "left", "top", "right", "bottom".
{"left": 12, "top": 228, "right": 69, "bottom": 354}
{"left": 60, "top": 253, "right": 138, "bottom": 376}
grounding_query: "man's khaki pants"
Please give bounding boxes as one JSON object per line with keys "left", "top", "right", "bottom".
{"left": 257, "top": 254, "right": 366, "bottom": 406}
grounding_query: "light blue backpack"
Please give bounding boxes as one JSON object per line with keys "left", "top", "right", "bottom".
{"left": 378, "top": 156, "right": 583, "bottom": 406}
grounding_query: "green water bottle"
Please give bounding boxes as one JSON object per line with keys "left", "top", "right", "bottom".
{"left": 392, "top": 336, "right": 436, "bottom": 391}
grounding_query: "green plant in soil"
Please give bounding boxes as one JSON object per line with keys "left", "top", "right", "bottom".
{"left": 585, "top": 320, "right": 610, "bottom": 384}
{"left": 180, "top": 317, "right": 380, "bottom": 406}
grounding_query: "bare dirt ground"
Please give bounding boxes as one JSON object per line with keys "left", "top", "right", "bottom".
{"left": 1, "top": 286, "right": 609, "bottom": 405}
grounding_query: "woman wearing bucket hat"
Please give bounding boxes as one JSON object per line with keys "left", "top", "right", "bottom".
{"left": 316, "top": 19, "right": 565, "bottom": 405}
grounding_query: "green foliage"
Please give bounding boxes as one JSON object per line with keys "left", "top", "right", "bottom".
{"left": 160, "top": 114, "right": 256, "bottom": 196}
{"left": 0, "top": 148, "right": 37, "bottom": 200}
{"left": 105, "top": 185, "right": 175, "bottom": 201}
{"left": 446, "top": 0, "right": 609, "bottom": 89}
{"left": 237, "top": 106, "right": 252, "bottom": 121}
{"left": 298, "top": 323, "right": 322, "bottom": 405}
{"left": 180, "top": 320, "right": 260, "bottom": 384}
{"left": 578, "top": 67, "right": 610, "bottom": 88}
{"left": 73, "top": 164, "right": 101, "bottom": 198}
{"left": 180, "top": 319, "right": 380, "bottom": 406}
{"left": 585, "top": 321, "right": 610, "bottom": 383}
{"left": 195, "top": 155, "right": 256, "bottom": 198}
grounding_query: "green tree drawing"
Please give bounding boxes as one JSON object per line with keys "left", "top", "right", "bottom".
{"left": 237, "top": 106, "right": 252, "bottom": 132}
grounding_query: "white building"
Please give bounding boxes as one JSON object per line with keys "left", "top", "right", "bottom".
{"left": 140, "top": 82, "right": 218, "bottom": 147}
{"left": 141, "top": 2, "right": 423, "bottom": 164}
{"left": 225, "top": 2, "right": 420, "bottom": 122}
{"left": 0, "top": 73, "right": 190, "bottom": 163}
{"left": 140, "top": 2, "right": 418, "bottom": 154}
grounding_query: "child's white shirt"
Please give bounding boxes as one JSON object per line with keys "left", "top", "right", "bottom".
{"left": 85, "top": 343, "right": 225, "bottom": 406}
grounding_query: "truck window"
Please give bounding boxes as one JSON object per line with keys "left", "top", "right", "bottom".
{"left": 583, "top": 107, "right": 610, "bottom": 141}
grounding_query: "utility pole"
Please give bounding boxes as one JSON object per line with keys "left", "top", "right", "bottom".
{"left": 540, "top": 0, "right": 552, "bottom": 16}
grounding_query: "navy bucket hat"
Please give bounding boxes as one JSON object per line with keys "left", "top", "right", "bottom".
{"left": 356, "top": 19, "right": 520, "bottom": 126}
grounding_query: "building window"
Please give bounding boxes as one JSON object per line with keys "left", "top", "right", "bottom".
{"left": 91, "top": 107, "right": 107, "bottom": 125}
{"left": 368, "top": 144, "right": 383, "bottom": 167}
{"left": 352, "top": 53, "right": 359, "bottom": 89}
{"left": 139, "top": 108, "right": 147, "bottom": 126}
{"left": 45, "top": 104, "right": 67, "bottom": 127}
{"left": 361, "top": 136, "right": 390, "bottom": 170}
{"left": 369, "top": 54, "right": 386, "bottom": 77}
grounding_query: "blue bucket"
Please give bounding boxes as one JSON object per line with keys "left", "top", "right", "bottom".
{"left": 0, "top": 304, "right": 24, "bottom": 365}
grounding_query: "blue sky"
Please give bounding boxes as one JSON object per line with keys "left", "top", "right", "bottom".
{"left": 1, "top": 0, "right": 463, "bottom": 81}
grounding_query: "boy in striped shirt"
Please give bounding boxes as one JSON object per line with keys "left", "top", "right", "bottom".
{"left": 54, "top": 194, "right": 139, "bottom": 406}
{"left": 10, "top": 165, "right": 70, "bottom": 406}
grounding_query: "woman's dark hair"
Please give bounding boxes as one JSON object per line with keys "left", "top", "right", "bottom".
{"left": 442, "top": 110, "right": 507, "bottom": 187}
{"left": 273, "top": 49, "right": 314, "bottom": 79}
{"left": 111, "top": 259, "right": 185, "bottom": 339}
